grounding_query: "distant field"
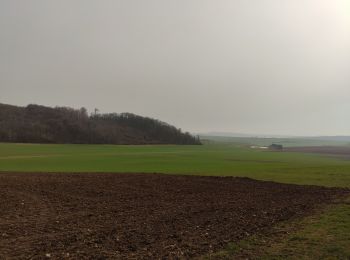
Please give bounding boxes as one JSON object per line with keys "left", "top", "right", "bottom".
{"left": 200, "top": 135, "right": 350, "bottom": 147}
{"left": 1, "top": 142, "right": 350, "bottom": 187}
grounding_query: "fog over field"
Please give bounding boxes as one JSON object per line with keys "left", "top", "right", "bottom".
{"left": 1, "top": 0, "right": 349, "bottom": 135}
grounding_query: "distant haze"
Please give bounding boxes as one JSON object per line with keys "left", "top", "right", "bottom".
{"left": 1, "top": 0, "right": 349, "bottom": 136}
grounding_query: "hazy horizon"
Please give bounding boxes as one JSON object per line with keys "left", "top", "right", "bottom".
{"left": 1, "top": 0, "right": 349, "bottom": 136}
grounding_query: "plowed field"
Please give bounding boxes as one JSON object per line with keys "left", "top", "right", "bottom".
{"left": 0, "top": 172, "right": 347, "bottom": 259}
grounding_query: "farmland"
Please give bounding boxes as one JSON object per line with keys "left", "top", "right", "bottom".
{"left": 1, "top": 142, "right": 350, "bottom": 187}
{"left": 0, "top": 172, "right": 348, "bottom": 259}
{"left": 200, "top": 135, "right": 350, "bottom": 147}
{"left": 1, "top": 142, "right": 350, "bottom": 258}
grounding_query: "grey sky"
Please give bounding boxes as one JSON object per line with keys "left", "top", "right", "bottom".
{"left": 1, "top": 0, "right": 349, "bottom": 135}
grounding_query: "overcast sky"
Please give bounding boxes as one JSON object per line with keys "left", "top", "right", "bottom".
{"left": 1, "top": 0, "right": 349, "bottom": 136}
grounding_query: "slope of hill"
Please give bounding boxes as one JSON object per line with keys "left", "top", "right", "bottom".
{"left": 0, "top": 103, "right": 200, "bottom": 145}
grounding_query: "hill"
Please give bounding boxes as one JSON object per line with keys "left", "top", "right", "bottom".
{"left": 0, "top": 103, "right": 200, "bottom": 145}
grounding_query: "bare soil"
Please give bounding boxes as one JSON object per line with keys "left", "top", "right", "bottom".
{"left": 285, "top": 146, "right": 350, "bottom": 158}
{"left": 0, "top": 172, "right": 347, "bottom": 259}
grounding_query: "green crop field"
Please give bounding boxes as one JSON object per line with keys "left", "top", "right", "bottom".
{"left": 1, "top": 142, "right": 350, "bottom": 258}
{"left": 1, "top": 142, "right": 350, "bottom": 187}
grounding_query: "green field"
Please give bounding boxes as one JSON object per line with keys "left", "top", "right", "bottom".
{"left": 1, "top": 142, "right": 350, "bottom": 258}
{"left": 1, "top": 142, "right": 350, "bottom": 187}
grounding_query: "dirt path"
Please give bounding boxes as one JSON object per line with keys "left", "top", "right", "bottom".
{"left": 0, "top": 172, "right": 348, "bottom": 259}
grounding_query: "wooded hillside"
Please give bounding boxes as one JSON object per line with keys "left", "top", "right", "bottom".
{"left": 0, "top": 103, "right": 201, "bottom": 145}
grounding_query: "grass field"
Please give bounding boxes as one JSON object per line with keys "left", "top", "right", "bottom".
{"left": 1, "top": 142, "right": 350, "bottom": 187}
{"left": 1, "top": 142, "right": 350, "bottom": 258}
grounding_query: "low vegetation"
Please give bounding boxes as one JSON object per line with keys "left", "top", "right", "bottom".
{"left": 210, "top": 198, "right": 350, "bottom": 259}
{"left": 1, "top": 143, "right": 350, "bottom": 187}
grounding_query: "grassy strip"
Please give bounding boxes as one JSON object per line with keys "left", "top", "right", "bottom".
{"left": 206, "top": 197, "right": 350, "bottom": 259}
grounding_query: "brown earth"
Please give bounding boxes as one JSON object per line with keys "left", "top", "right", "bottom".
{"left": 285, "top": 146, "right": 350, "bottom": 158}
{"left": 0, "top": 172, "right": 348, "bottom": 259}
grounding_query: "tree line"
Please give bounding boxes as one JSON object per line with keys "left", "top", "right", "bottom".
{"left": 0, "top": 103, "right": 201, "bottom": 145}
